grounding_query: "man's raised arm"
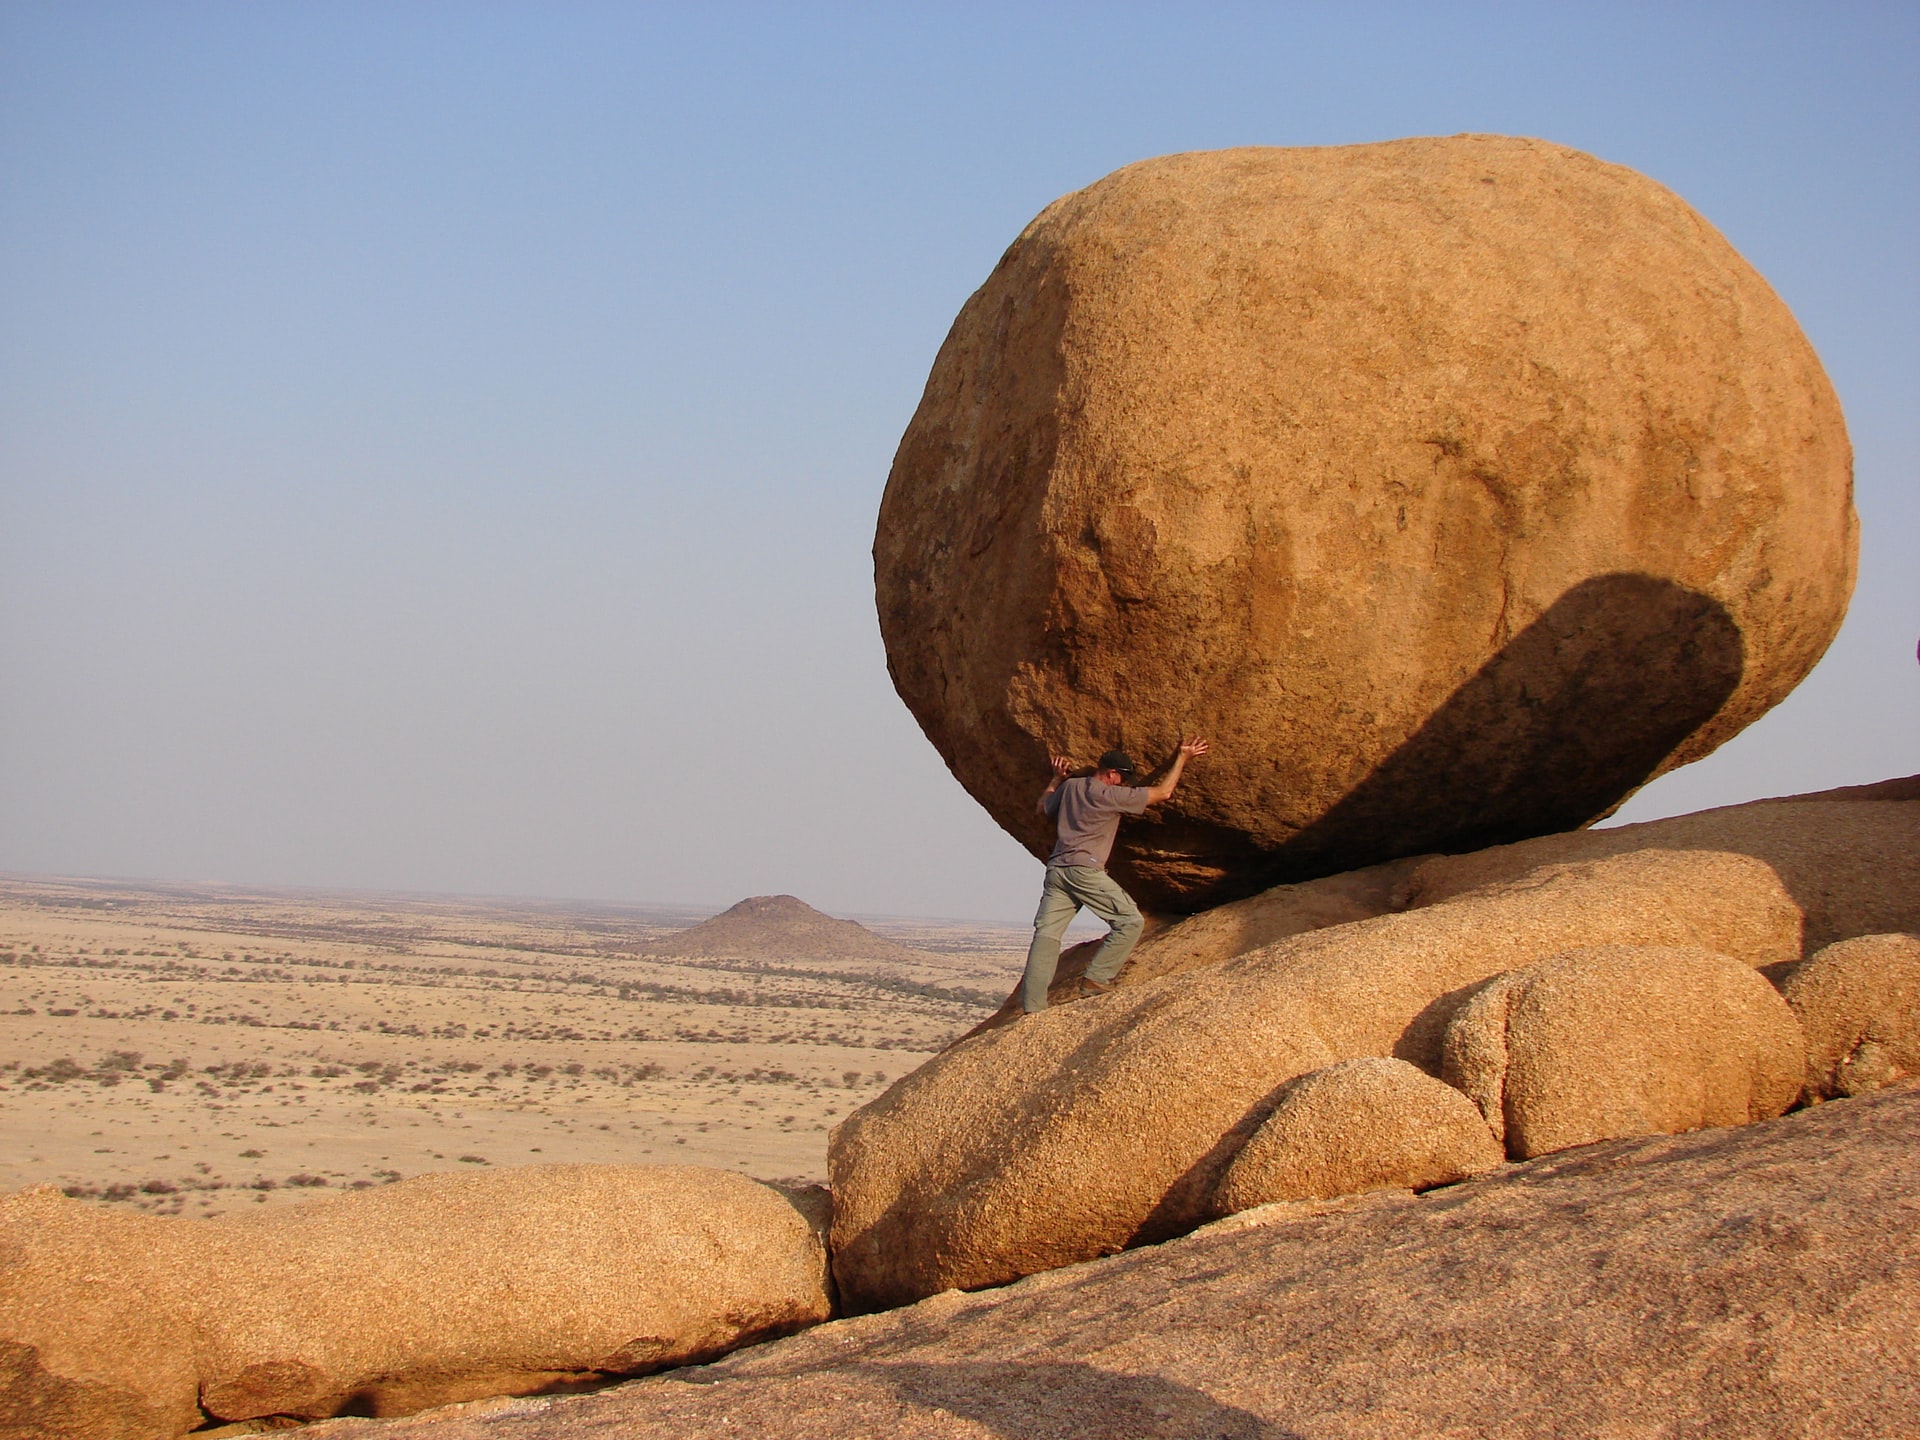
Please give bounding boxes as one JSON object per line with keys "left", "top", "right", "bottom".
{"left": 1037, "top": 754, "right": 1073, "bottom": 814}
{"left": 1144, "top": 737, "right": 1209, "bottom": 805}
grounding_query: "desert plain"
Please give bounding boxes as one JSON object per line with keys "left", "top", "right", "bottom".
{"left": 0, "top": 873, "right": 1051, "bottom": 1215}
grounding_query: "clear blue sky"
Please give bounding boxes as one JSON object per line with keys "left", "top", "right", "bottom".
{"left": 2, "top": 3, "right": 1915, "bottom": 921}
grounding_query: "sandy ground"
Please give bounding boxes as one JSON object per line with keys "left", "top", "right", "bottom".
{"left": 0, "top": 875, "right": 1043, "bottom": 1215}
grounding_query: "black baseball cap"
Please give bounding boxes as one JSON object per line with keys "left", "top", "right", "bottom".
{"left": 1096, "top": 749, "right": 1136, "bottom": 778}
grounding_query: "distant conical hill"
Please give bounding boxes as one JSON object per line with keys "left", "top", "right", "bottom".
{"left": 649, "top": 894, "right": 920, "bottom": 963}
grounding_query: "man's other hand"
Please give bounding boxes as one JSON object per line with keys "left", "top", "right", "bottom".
{"left": 1145, "top": 737, "right": 1208, "bottom": 804}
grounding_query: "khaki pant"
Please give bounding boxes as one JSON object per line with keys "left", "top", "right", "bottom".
{"left": 1021, "top": 865, "right": 1144, "bottom": 1012}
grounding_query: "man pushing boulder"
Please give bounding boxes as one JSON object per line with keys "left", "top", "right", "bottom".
{"left": 1022, "top": 738, "right": 1210, "bottom": 1013}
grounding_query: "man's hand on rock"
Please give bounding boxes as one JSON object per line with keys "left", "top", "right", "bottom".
{"left": 1145, "top": 738, "right": 1207, "bottom": 804}
{"left": 1038, "top": 753, "right": 1074, "bottom": 814}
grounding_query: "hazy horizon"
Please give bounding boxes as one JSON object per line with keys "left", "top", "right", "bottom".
{"left": 4, "top": 4, "right": 1915, "bottom": 922}
{"left": 0, "top": 864, "right": 1037, "bottom": 931}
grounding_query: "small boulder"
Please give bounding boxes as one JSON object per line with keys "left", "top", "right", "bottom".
{"left": 191, "top": 1165, "right": 832, "bottom": 1422}
{"left": 1441, "top": 946, "right": 1806, "bottom": 1159}
{"left": 1210, "top": 1058, "right": 1502, "bottom": 1217}
{"left": 1780, "top": 933, "right": 1920, "bottom": 1099}
{"left": 0, "top": 1165, "right": 832, "bottom": 1434}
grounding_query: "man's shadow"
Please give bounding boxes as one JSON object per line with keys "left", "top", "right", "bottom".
{"left": 1113, "top": 571, "right": 1747, "bottom": 906}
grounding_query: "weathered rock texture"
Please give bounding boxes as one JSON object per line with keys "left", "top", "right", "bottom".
{"left": 649, "top": 894, "right": 917, "bottom": 964}
{"left": 875, "top": 136, "right": 1857, "bottom": 910}
{"left": 1441, "top": 945, "right": 1805, "bottom": 1159}
{"left": 0, "top": 1165, "right": 830, "bottom": 1435}
{"left": 1208, "top": 1057, "right": 1501, "bottom": 1215}
{"left": 0, "top": 1189, "right": 201, "bottom": 1440}
{"left": 969, "top": 785, "right": 1918, "bottom": 1032}
{"left": 831, "top": 847, "right": 1800, "bottom": 1310}
{"left": 306, "top": 1086, "right": 1920, "bottom": 1440}
{"left": 1782, "top": 932, "right": 1920, "bottom": 1100}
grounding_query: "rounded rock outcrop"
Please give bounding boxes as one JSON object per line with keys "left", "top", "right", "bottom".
{"left": 1209, "top": 1057, "right": 1503, "bottom": 1216}
{"left": 830, "top": 848, "right": 1800, "bottom": 1312}
{"left": 1780, "top": 932, "right": 1920, "bottom": 1100}
{"left": 1440, "top": 945, "right": 1807, "bottom": 1159}
{"left": 875, "top": 136, "right": 1856, "bottom": 910}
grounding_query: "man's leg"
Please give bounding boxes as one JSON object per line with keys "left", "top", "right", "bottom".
{"left": 1064, "top": 867, "right": 1145, "bottom": 986}
{"left": 1020, "top": 869, "right": 1080, "bottom": 1013}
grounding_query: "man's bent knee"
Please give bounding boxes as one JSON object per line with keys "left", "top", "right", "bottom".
{"left": 1097, "top": 887, "right": 1142, "bottom": 934}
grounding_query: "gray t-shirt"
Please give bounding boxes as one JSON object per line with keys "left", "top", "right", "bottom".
{"left": 1044, "top": 775, "right": 1152, "bottom": 869}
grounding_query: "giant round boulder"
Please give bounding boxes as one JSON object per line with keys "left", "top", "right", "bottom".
{"left": 874, "top": 136, "right": 1856, "bottom": 911}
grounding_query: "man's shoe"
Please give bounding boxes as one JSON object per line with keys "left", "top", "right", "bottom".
{"left": 1076, "top": 978, "right": 1113, "bottom": 1000}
